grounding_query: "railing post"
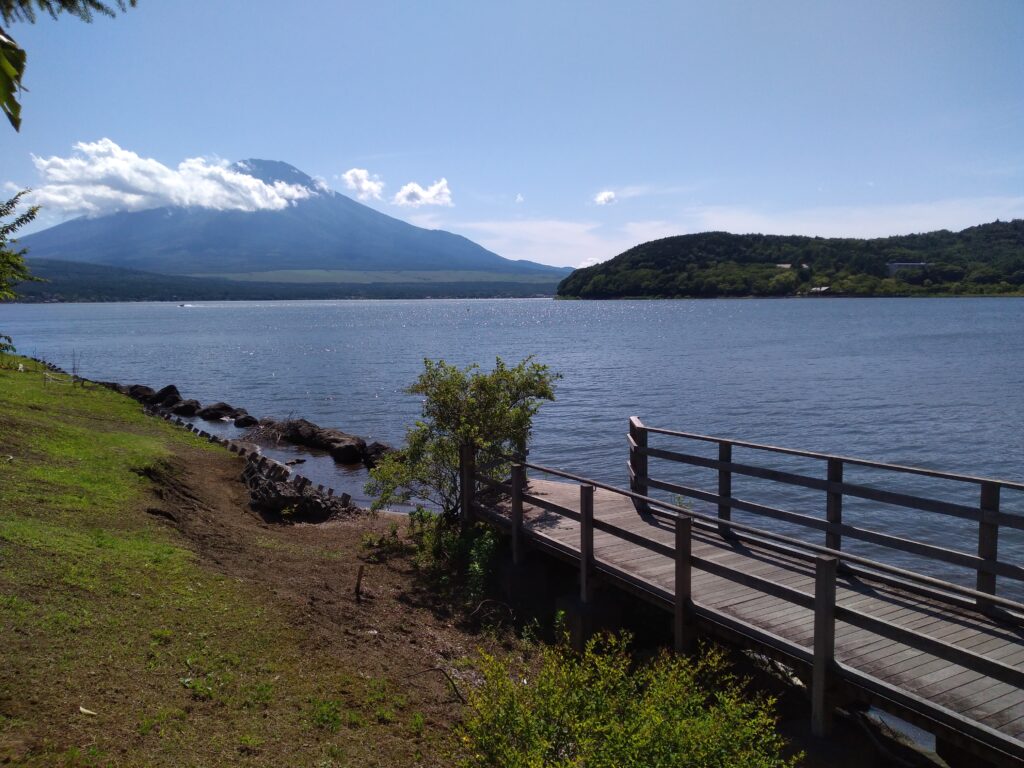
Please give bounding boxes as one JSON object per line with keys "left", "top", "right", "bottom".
{"left": 511, "top": 463, "right": 525, "bottom": 566}
{"left": 717, "top": 441, "right": 733, "bottom": 538}
{"left": 674, "top": 515, "right": 694, "bottom": 653}
{"left": 812, "top": 555, "right": 838, "bottom": 737}
{"left": 977, "top": 482, "right": 1000, "bottom": 605}
{"left": 459, "top": 443, "right": 476, "bottom": 527}
{"left": 580, "top": 484, "right": 594, "bottom": 604}
{"left": 826, "top": 458, "right": 843, "bottom": 551}
{"left": 628, "top": 417, "right": 648, "bottom": 512}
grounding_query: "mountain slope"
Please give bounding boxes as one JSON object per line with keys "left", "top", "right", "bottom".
{"left": 556, "top": 220, "right": 1024, "bottom": 298}
{"left": 17, "top": 258, "right": 564, "bottom": 301}
{"left": 19, "top": 159, "right": 568, "bottom": 282}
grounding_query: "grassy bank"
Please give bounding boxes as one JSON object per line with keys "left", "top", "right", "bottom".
{"left": 0, "top": 360, "right": 451, "bottom": 767}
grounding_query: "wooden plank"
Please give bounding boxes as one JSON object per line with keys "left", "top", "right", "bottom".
{"left": 826, "top": 458, "right": 843, "bottom": 550}
{"left": 977, "top": 482, "right": 1000, "bottom": 598}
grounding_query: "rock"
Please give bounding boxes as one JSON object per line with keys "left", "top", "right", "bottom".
{"left": 149, "top": 384, "right": 182, "bottom": 407}
{"left": 96, "top": 381, "right": 130, "bottom": 395}
{"left": 127, "top": 384, "right": 155, "bottom": 402}
{"left": 266, "top": 418, "right": 367, "bottom": 465}
{"left": 171, "top": 399, "right": 201, "bottom": 416}
{"left": 198, "top": 402, "right": 245, "bottom": 420}
{"left": 328, "top": 439, "right": 364, "bottom": 464}
{"left": 363, "top": 441, "right": 394, "bottom": 468}
{"left": 233, "top": 414, "right": 258, "bottom": 428}
{"left": 240, "top": 460, "right": 357, "bottom": 523}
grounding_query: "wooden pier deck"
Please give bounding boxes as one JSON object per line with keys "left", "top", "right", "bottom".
{"left": 464, "top": 421, "right": 1024, "bottom": 767}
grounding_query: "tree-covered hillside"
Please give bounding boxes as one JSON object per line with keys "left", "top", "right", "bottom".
{"left": 557, "top": 220, "right": 1024, "bottom": 299}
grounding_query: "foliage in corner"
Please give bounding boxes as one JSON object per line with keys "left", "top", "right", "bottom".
{"left": 455, "top": 633, "right": 800, "bottom": 768}
{"left": 1, "top": 0, "right": 138, "bottom": 131}
{"left": 366, "top": 356, "right": 559, "bottom": 520}
{"left": 1, "top": 189, "right": 39, "bottom": 300}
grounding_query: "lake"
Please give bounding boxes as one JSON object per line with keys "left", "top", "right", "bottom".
{"left": 2, "top": 297, "right": 1022, "bottom": 596}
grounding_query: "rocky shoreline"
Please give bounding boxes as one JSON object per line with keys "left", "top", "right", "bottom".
{"left": 97, "top": 380, "right": 394, "bottom": 468}
{"left": 28, "top": 359, "right": 381, "bottom": 523}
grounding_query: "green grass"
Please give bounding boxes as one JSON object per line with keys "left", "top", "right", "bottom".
{"left": 0, "top": 359, "right": 436, "bottom": 766}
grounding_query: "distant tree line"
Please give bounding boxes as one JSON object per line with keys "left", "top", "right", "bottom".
{"left": 557, "top": 219, "right": 1024, "bottom": 299}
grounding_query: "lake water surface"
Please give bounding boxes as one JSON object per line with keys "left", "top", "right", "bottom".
{"left": 2, "top": 297, "right": 1022, "bottom": 595}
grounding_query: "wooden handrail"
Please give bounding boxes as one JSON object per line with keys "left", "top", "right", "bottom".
{"left": 629, "top": 419, "right": 1024, "bottom": 609}
{"left": 503, "top": 458, "right": 1024, "bottom": 615}
{"left": 641, "top": 423, "right": 1024, "bottom": 492}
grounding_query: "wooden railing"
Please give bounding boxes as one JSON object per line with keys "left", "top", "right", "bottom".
{"left": 629, "top": 417, "right": 1024, "bottom": 608}
{"left": 460, "top": 425, "right": 1024, "bottom": 756}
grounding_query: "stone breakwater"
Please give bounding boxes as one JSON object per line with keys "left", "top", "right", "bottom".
{"left": 97, "top": 381, "right": 393, "bottom": 469}
{"left": 24, "top": 359, "right": 370, "bottom": 523}
{"left": 152, "top": 411, "right": 362, "bottom": 522}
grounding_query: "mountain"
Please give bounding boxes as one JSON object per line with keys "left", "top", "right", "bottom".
{"left": 16, "top": 259, "right": 566, "bottom": 302}
{"left": 556, "top": 220, "right": 1024, "bottom": 299}
{"left": 18, "top": 159, "right": 569, "bottom": 293}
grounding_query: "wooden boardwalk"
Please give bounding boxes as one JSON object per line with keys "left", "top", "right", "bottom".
{"left": 473, "top": 476, "right": 1024, "bottom": 766}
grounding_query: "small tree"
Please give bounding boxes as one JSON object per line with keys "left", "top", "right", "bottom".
{"left": 366, "top": 356, "right": 559, "bottom": 520}
{"left": 1, "top": 189, "right": 38, "bottom": 300}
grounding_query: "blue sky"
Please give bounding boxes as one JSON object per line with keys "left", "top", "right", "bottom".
{"left": 1, "top": 0, "right": 1022, "bottom": 267}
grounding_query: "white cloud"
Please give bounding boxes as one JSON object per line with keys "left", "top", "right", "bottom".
{"left": 27, "top": 139, "right": 314, "bottom": 217}
{"left": 392, "top": 177, "right": 453, "bottom": 207}
{"left": 341, "top": 167, "right": 384, "bottom": 200}
{"left": 514, "top": 193, "right": 524, "bottom": 204}
{"left": 593, "top": 190, "right": 616, "bottom": 206}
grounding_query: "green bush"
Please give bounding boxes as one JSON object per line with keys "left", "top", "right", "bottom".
{"left": 455, "top": 633, "right": 799, "bottom": 768}
{"left": 406, "top": 508, "right": 500, "bottom": 603}
{"left": 367, "top": 356, "right": 559, "bottom": 520}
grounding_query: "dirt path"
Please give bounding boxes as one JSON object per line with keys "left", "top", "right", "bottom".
{"left": 139, "top": 443, "right": 494, "bottom": 765}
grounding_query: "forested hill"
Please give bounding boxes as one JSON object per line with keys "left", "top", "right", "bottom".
{"left": 557, "top": 219, "right": 1024, "bottom": 299}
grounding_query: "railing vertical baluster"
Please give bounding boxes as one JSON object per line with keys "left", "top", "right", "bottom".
{"left": 674, "top": 515, "right": 693, "bottom": 652}
{"left": 977, "top": 482, "right": 1000, "bottom": 604}
{"left": 812, "top": 555, "right": 838, "bottom": 737}
{"left": 511, "top": 463, "right": 524, "bottom": 566}
{"left": 718, "top": 441, "right": 732, "bottom": 537}
{"left": 580, "top": 484, "right": 594, "bottom": 603}
{"left": 826, "top": 458, "right": 843, "bottom": 551}
{"left": 459, "top": 443, "right": 476, "bottom": 526}
{"left": 629, "top": 417, "right": 648, "bottom": 512}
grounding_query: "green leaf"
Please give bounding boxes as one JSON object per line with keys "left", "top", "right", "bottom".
{"left": 0, "top": 29, "right": 26, "bottom": 132}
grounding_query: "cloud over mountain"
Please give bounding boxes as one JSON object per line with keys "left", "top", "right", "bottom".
{"left": 29, "top": 139, "right": 314, "bottom": 217}
{"left": 393, "top": 177, "right": 453, "bottom": 207}
{"left": 341, "top": 167, "right": 384, "bottom": 200}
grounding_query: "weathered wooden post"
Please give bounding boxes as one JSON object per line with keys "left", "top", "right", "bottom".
{"left": 580, "top": 484, "right": 594, "bottom": 604}
{"left": 459, "top": 443, "right": 476, "bottom": 526}
{"left": 826, "top": 458, "right": 843, "bottom": 551}
{"left": 717, "top": 441, "right": 733, "bottom": 538}
{"left": 812, "top": 555, "right": 838, "bottom": 737}
{"left": 511, "top": 463, "right": 525, "bottom": 566}
{"left": 628, "top": 417, "right": 648, "bottom": 512}
{"left": 674, "top": 515, "right": 694, "bottom": 653}
{"left": 977, "top": 481, "right": 1000, "bottom": 606}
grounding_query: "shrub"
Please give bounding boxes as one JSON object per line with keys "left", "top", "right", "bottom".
{"left": 455, "top": 633, "right": 799, "bottom": 768}
{"left": 366, "top": 356, "right": 559, "bottom": 520}
{"left": 406, "top": 507, "right": 500, "bottom": 603}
